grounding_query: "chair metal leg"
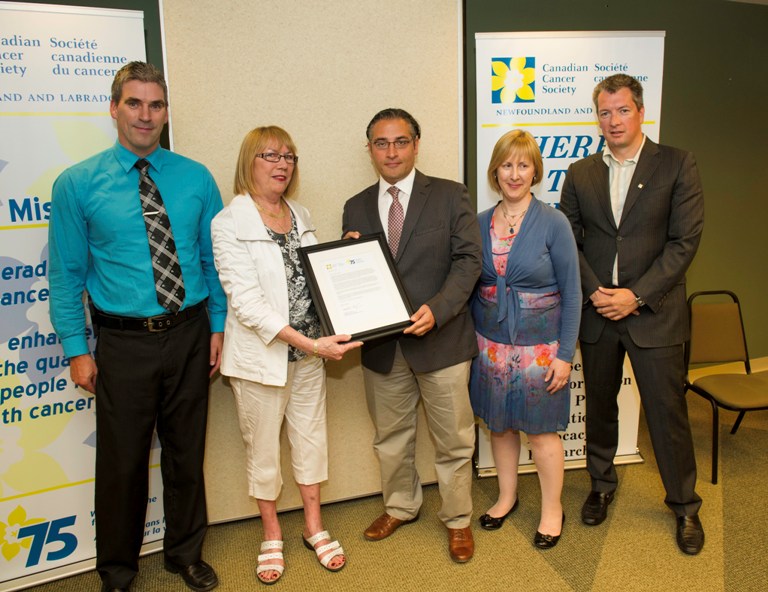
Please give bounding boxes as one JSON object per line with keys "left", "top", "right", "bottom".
{"left": 731, "top": 411, "right": 746, "bottom": 434}
{"left": 709, "top": 398, "right": 719, "bottom": 484}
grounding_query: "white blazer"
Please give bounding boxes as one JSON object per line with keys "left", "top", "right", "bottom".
{"left": 211, "top": 193, "right": 318, "bottom": 386}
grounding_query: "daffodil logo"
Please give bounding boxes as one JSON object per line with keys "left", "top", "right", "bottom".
{"left": 1, "top": 506, "right": 45, "bottom": 562}
{"left": 491, "top": 57, "right": 535, "bottom": 103}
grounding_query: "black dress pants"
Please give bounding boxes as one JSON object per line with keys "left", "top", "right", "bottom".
{"left": 580, "top": 319, "right": 702, "bottom": 517}
{"left": 94, "top": 313, "right": 211, "bottom": 588}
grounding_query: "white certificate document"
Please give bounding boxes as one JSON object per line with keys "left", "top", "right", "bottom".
{"left": 300, "top": 234, "right": 413, "bottom": 340}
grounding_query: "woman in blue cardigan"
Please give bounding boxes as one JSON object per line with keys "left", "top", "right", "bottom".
{"left": 470, "top": 130, "right": 580, "bottom": 549}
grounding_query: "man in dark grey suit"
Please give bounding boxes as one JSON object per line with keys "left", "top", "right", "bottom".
{"left": 342, "top": 108, "right": 481, "bottom": 562}
{"left": 560, "top": 74, "right": 705, "bottom": 555}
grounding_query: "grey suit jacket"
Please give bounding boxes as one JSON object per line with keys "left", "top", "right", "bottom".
{"left": 559, "top": 139, "right": 704, "bottom": 348}
{"left": 342, "top": 169, "right": 482, "bottom": 373}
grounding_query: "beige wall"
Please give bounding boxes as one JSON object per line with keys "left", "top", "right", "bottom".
{"left": 161, "top": 0, "right": 462, "bottom": 521}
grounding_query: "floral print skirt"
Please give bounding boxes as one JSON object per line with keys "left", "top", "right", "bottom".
{"left": 470, "top": 333, "right": 569, "bottom": 435}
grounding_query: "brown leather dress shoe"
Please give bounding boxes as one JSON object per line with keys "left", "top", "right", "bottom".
{"left": 447, "top": 526, "right": 474, "bottom": 563}
{"left": 364, "top": 512, "right": 419, "bottom": 541}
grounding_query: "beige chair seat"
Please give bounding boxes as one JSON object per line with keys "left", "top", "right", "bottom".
{"left": 692, "top": 372, "right": 768, "bottom": 409}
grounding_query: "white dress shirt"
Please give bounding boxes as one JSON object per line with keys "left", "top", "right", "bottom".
{"left": 603, "top": 135, "right": 646, "bottom": 285}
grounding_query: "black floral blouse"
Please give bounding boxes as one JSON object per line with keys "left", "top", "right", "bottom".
{"left": 265, "top": 212, "right": 322, "bottom": 361}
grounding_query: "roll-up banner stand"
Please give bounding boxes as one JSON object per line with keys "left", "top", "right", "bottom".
{"left": 474, "top": 31, "right": 666, "bottom": 474}
{"left": 0, "top": 3, "right": 156, "bottom": 589}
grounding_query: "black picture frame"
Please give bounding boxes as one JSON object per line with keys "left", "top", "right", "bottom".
{"left": 298, "top": 233, "right": 414, "bottom": 342}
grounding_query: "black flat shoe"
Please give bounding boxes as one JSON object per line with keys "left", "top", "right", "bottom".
{"left": 479, "top": 497, "right": 519, "bottom": 530}
{"left": 534, "top": 513, "right": 565, "bottom": 549}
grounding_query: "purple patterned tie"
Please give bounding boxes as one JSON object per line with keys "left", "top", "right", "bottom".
{"left": 136, "top": 159, "right": 185, "bottom": 312}
{"left": 387, "top": 185, "right": 404, "bottom": 256}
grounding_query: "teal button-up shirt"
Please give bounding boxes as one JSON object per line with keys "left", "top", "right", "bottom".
{"left": 49, "top": 142, "right": 226, "bottom": 357}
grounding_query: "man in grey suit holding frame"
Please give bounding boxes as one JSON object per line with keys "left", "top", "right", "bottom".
{"left": 343, "top": 108, "right": 481, "bottom": 562}
{"left": 560, "top": 74, "right": 705, "bottom": 555}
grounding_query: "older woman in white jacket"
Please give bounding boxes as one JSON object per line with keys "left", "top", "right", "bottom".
{"left": 211, "top": 126, "right": 361, "bottom": 585}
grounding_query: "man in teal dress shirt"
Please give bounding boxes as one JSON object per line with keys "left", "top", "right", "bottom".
{"left": 48, "top": 62, "right": 225, "bottom": 592}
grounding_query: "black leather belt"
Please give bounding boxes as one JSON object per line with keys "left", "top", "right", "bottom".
{"left": 92, "top": 300, "right": 206, "bottom": 333}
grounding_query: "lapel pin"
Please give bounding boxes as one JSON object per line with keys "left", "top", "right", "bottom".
{"left": 638, "top": 183, "right": 644, "bottom": 189}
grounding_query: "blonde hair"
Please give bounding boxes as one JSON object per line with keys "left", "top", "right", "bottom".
{"left": 233, "top": 126, "right": 299, "bottom": 198}
{"left": 487, "top": 130, "right": 543, "bottom": 194}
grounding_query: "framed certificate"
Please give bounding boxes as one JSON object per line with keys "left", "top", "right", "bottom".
{"left": 298, "top": 233, "right": 414, "bottom": 341}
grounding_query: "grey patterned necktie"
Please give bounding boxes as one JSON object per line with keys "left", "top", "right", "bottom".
{"left": 387, "top": 185, "right": 404, "bottom": 256}
{"left": 135, "top": 158, "right": 185, "bottom": 313}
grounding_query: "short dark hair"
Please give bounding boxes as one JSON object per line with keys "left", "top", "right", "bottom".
{"left": 111, "top": 61, "right": 168, "bottom": 104}
{"left": 366, "top": 108, "right": 421, "bottom": 141}
{"left": 592, "top": 74, "right": 644, "bottom": 111}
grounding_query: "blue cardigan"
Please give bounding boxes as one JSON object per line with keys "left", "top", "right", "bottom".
{"left": 470, "top": 197, "right": 581, "bottom": 362}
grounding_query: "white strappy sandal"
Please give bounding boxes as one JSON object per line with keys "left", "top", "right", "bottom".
{"left": 256, "top": 540, "right": 284, "bottom": 585}
{"left": 302, "top": 530, "right": 346, "bottom": 572}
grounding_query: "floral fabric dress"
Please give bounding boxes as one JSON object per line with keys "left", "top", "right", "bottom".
{"left": 469, "top": 217, "right": 569, "bottom": 434}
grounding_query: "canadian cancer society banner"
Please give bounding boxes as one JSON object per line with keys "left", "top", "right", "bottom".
{"left": 0, "top": 3, "right": 159, "bottom": 588}
{"left": 476, "top": 31, "right": 664, "bottom": 211}
{"left": 474, "top": 31, "right": 665, "bottom": 472}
